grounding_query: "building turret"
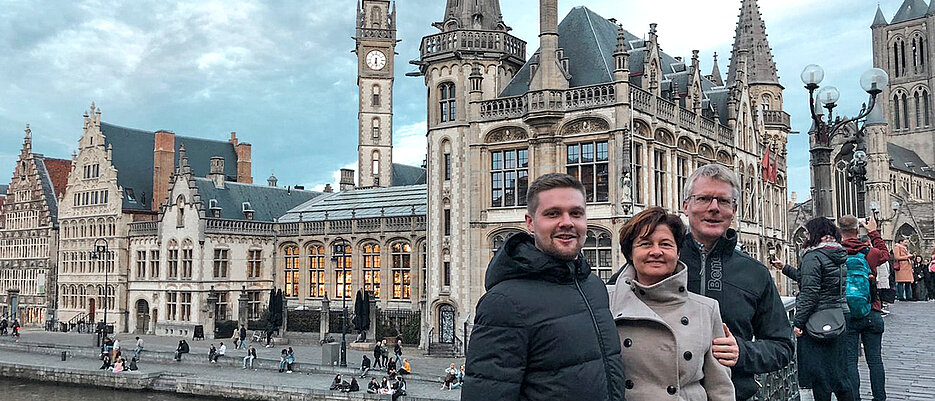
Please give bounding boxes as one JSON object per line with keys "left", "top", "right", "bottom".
{"left": 708, "top": 52, "right": 724, "bottom": 86}
{"left": 436, "top": 0, "right": 508, "bottom": 31}
{"left": 529, "top": 0, "right": 569, "bottom": 91}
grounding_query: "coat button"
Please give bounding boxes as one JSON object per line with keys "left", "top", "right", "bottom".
{"left": 681, "top": 316, "right": 690, "bottom": 325}
{"left": 683, "top": 351, "right": 693, "bottom": 361}
{"left": 678, "top": 286, "right": 685, "bottom": 292}
{"left": 667, "top": 385, "right": 677, "bottom": 394}
{"left": 623, "top": 338, "right": 632, "bottom": 348}
{"left": 625, "top": 380, "right": 634, "bottom": 389}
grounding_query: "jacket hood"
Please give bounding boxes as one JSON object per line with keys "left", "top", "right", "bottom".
{"left": 841, "top": 237, "right": 871, "bottom": 255}
{"left": 806, "top": 241, "right": 848, "bottom": 265}
{"left": 485, "top": 232, "right": 590, "bottom": 290}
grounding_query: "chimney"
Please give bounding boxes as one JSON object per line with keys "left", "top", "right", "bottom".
{"left": 208, "top": 156, "right": 225, "bottom": 189}
{"left": 324, "top": 184, "right": 334, "bottom": 193}
{"left": 230, "top": 132, "right": 253, "bottom": 184}
{"left": 153, "top": 130, "right": 176, "bottom": 212}
{"left": 340, "top": 168, "right": 356, "bottom": 191}
{"left": 529, "top": 0, "right": 568, "bottom": 91}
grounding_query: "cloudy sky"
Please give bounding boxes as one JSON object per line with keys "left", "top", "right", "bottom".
{"left": 0, "top": 0, "right": 907, "bottom": 200}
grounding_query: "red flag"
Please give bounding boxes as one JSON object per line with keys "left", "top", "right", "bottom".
{"left": 760, "top": 147, "right": 771, "bottom": 182}
{"left": 768, "top": 159, "right": 778, "bottom": 183}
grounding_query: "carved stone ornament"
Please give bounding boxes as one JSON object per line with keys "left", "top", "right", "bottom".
{"left": 699, "top": 145, "right": 715, "bottom": 160}
{"left": 561, "top": 118, "right": 610, "bottom": 136}
{"left": 485, "top": 127, "right": 528, "bottom": 143}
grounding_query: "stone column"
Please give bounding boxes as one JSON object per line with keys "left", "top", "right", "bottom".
{"left": 281, "top": 297, "right": 288, "bottom": 335}
{"left": 238, "top": 289, "right": 249, "bottom": 328}
{"left": 205, "top": 291, "right": 219, "bottom": 340}
{"left": 368, "top": 296, "right": 379, "bottom": 342}
{"left": 320, "top": 294, "right": 330, "bottom": 338}
{"left": 7, "top": 289, "right": 19, "bottom": 322}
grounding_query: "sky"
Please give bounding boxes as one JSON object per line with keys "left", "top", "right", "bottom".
{"left": 0, "top": 0, "right": 909, "bottom": 201}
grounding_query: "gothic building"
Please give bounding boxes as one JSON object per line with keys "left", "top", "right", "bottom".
{"left": 412, "top": 0, "right": 791, "bottom": 350}
{"left": 0, "top": 125, "right": 70, "bottom": 326}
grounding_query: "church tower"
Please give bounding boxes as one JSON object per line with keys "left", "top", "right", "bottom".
{"left": 355, "top": 0, "right": 396, "bottom": 188}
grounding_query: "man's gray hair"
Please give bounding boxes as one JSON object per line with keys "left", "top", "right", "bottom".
{"left": 682, "top": 163, "right": 741, "bottom": 203}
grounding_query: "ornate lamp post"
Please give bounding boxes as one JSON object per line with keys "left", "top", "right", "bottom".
{"left": 91, "top": 238, "right": 109, "bottom": 353}
{"left": 331, "top": 237, "right": 349, "bottom": 367}
{"left": 802, "top": 64, "right": 889, "bottom": 218}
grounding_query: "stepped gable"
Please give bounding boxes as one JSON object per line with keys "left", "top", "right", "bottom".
{"left": 278, "top": 184, "right": 427, "bottom": 222}
{"left": 193, "top": 178, "right": 321, "bottom": 222}
{"left": 391, "top": 163, "right": 427, "bottom": 186}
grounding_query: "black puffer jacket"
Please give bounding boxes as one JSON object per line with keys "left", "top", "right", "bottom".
{"left": 785, "top": 243, "right": 847, "bottom": 329}
{"left": 463, "top": 233, "right": 626, "bottom": 401}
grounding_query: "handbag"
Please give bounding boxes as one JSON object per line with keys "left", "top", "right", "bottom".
{"left": 804, "top": 257, "right": 847, "bottom": 341}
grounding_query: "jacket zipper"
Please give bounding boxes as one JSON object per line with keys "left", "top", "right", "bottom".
{"left": 569, "top": 261, "right": 614, "bottom": 400}
{"left": 698, "top": 245, "right": 708, "bottom": 297}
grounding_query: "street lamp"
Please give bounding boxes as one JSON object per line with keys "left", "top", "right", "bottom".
{"left": 331, "top": 237, "right": 349, "bottom": 367}
{"left": 802, "top": 64, "right": 888, "bottom": 218}
{"left": 91, "top": 238, "right": 109, "bottom": 354}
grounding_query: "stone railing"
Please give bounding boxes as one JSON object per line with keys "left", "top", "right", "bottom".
{"left": 479, "top": 83, "right": 616, "bottom": 121}
{"left": 657, "top": 98, "right": 677, "bottom": 123}
{"left": 303, "top": 221, "right": 325, "bottom": 235}
{"left": 128, "top": 221, "right": 157, "bottom": 237}
{"left": 763, "top": 110, "right": 792, "bottom": 130}
{"left": 479, "top": 95, "right": 526, "bottom": 119}
{"left": 420, "top": 29, "right": 526, "bottom": 60}
{"left": 277, "top": 216, "right": 424, "bottom": 237}
{"left": 205, "top": 219, "right": 275, "bottom": 236}
{"left": 631, "top": 87, "right": 653, "bottom": 112}
{"left": 753, "top": 297, "right": 800, "bottom": 401}
{"left": 279, "top": 222, "right": 299, "bottom": 236}
{"left": 356, "top": 27, "right": 394, "bottom": 40}
{"left": 680, "top": 108, "right": 698, "bottom": 131}
{"left": 357, "top": 217, "right": 381, "bottom": 233}
{"left": 629, "top": 87, "right": 737, "bottom": 145}
{"left": 717, "top": 125, "right": 735, "bottom": 145}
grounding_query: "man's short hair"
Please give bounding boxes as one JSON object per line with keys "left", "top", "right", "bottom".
{"left": 682, "top": 163, "right": 741, "bottom": 203}
{"left": 526, "top": 173, "right": 587, "bottom": 215}
{"left": 838, "top": 215, "right": 859, "bottom": 235}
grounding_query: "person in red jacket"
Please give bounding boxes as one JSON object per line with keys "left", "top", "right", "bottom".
{"left": 838, "top": 215, "right": 888, "bottom": 401}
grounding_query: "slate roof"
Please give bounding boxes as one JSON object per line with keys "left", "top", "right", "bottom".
{"left": 100, "top": 122, "right": 239, "bottom": 211}
{"left": 891, "top": 0, "right": 929, "bottom": 24}
{"left": 888, "top": 143, "right": 935, "bottom": 179}
{"left": 904, "top": 200, "right": 935, "bottom": 239}
{"left": 872, "top": 6, "right": 889, "bottom": 27}
{"left": 0, "top": 185, "right": 7, "bottom": 196}
{"left": 727, "top": 0, "right": 780, "bottom": 85}
{"left": 33, "top": 156, "right": 68, "bottom": 226}
{"left": 193, "top": 178, "right": 321, "bottom": 222}
{"left": 392, "top": 163, "right": 427, "bottom": 186}
{"left": 279, "top": 184, "right": 427, "bottom": 222}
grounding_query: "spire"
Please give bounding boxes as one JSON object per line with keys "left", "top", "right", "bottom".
{"left": 872, "top": 5, "right": 889, "bottom": 27}
{"left": 436, "top": 0, "right": 508, "bottom": 32}
{"left": 710, "top": 52, "right": 724, "bottom": 86}
{"left": 727, "top": 0, "right": 779, "bottom": 85}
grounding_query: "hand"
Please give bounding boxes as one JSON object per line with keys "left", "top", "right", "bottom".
{"left": 712, "top": 323, "right": 739, "bottom": 367}
{"left": 861, "top": 216, "right": 878, "bottom": 232}
{"left": 793, "top": 327, "right": 803, "bottom": 337}
{"left": 770, "top": 259, "right": 784, "bottom": 270}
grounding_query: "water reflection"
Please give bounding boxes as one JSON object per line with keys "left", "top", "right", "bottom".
{"left": 0, "top": 377, "right": 213, "bottom": 401}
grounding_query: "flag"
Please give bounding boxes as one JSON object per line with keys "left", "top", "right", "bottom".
{"left": 760, "top": 147, "right": 771, "bottom": 182}
{"left": 768, "top": 158, "right": 778, "bottom": 183}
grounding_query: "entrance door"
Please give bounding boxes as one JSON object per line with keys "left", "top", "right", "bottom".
{"left": 438, "top": 304, "right": 455, "bottom": 344}
{"left": 136, "top": 300, "right": 150, "bottom": 333}
{"left": 88, "top": 298, "right": 96, "bottom": 322}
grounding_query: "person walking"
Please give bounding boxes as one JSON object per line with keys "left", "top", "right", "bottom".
{"left": 238, "top": 325, "right": 248, "bottom": 350}
{"left": 372, "top": 342, "right": 383, "bottom": 369}
{"left": 462, "top": 174, "right": 625, "bottom": 401}
{"left": 781, "top": 217, "right": 854, "bottom": 401}
{"left": 242, "top": 345, "right": 257, "bottom": 369}
{"left": 893, "top": 237, "right": 914, "bottom": 301}
{"left": 379, "top": 340, "right": 389, "bottom": 368}
{"left": 608, "top": 207, "right": 734, "bottom": 401}
{"left": 0, "top": 317, "right": 7, "bottom": 336}
{"left": 134, "top": 337, "right": 144, "bottom": 361}
{"left": 393, "top": 340, "right": 403, "bottom": 367}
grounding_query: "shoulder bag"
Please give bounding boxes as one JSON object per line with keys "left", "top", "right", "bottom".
{"left": 805, "top": 257, "right": 846, "bottom": 341}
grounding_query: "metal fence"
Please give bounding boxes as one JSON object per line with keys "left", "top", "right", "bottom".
{"left": 753, "top": 297, "right": 800, "bottom": 401}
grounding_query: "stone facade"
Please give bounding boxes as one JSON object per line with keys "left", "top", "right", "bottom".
{"left": 356, "top": 0, "right": 396, "bottom": 188}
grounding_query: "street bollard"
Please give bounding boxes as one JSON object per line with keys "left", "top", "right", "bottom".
{"left": 61, "top": 351, "right": 67, "bottom": 361}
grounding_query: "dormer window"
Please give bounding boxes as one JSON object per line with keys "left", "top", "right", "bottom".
{"left": 125, "top": 188, "right": 136, "bottom": 202}
{"left": 209, "top": 199, "right": 221, "bottom": 218}
{"left": 242, "top": 202, "right": 255, "bottom": 220}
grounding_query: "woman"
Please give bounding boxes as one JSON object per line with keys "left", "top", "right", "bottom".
{"left": 893, "top": 237, "right": 914, "bottom": 300}
{"left": 914, "top": 255, "right": 929, "bottom": 301}
{"left": 607, "top": 207, "right": 733, "bottom": 401}
{"left": 279, "top": 349, "right": 288, "bottom": 373}
{"left": 379, "top": 377, "right": 391, "bottom": 394}
{"left": 781, "top": 217, "right": 853, "bottom": 401}
{"left": 367, "top": 378, "right": 380, "bottom": 394}
{"left": 207, "top": 344, "right": 217, "bottom": 363}
{"left": 928, "top": 251, "right": 935, "bottom": 301}
{"left": 285, "top": 347, "right": 296, "bottom": 373}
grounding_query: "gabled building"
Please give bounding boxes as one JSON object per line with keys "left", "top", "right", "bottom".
{"left": 0, "top": 125, "right": 71, "bottom": 326}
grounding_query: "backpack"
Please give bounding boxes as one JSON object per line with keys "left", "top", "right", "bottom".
{"left": 845, "top": 249, "right": 872, "bottom": 318}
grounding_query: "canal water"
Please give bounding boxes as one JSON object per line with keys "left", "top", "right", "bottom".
{"left": 0, "top": 377, "right": 217, "bottom": 401}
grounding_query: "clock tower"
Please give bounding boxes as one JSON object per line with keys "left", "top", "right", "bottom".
{"left": 355, "top": 0, "right": 396, "bottom": 188}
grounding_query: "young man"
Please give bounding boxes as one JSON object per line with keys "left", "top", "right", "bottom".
{"left": 678, "top": 164, "right": 794, "bottom": 401}
{"left": 239, "top": 325, "right": 247, "bottom": 350}
{"left": 463, "top": 173, "right": 625, "bottom": 401}
{"left": 134, "top": 336, "right": 144, "bottom": 361}
{"left": 837, "top": 215, "right": 888, "bottom": 401}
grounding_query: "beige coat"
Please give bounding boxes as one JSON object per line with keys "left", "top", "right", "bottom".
{"left": 893, "top": 243, "right": 914, "bottom": 283}
{"left": 608, "top": 262, "right": 734, "bottom": 401}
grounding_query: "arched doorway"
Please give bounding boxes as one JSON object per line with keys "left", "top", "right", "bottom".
{"left": 88, "top": 298, "right": 96, "bottom": 322}
{"left": 136, "top": 300, "right": 150, "bottom": 333}
{"left": 438, "top": 304, "right": 456, "bottom": 344}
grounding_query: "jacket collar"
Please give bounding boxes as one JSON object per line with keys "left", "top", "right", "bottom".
{"left": 485, "top": 232, "right": 590, "bottom": 290}
{"left": 685, "top": 228, "right": 737, "bottom": 258}
{"left": 609, "top": 261, "right": 689, "bottom": 321}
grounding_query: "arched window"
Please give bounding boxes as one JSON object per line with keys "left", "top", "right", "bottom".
{"left": 583, "top": 229, "right": 613, "bottom": 280}
{"left": 333, "top": 240, "right": 352, "bottom": 299}
{"left": 924, "top": 90, "right": 931, "bottom": 127}
{"left": 307, "top": 244, "right": 326, "bottom": 298}
{"left": 167, "top": 240, "right": 179, "bottom": 279}
{"left": 439, "top": 83, "right": 456, "bottom": 123}
{"left": 370, "top": 6, "right": 382, "bottom": 28}
{"left": 372, "top": 118, "right": 380, "bottom": 139}
{"left": 362, "top": 243, "right": 381, "bottom": 298}
{"left": 491, "top": 230, "right": 522, "bottom": 253}
{"left": 894, "top": 94, "right": 902, "bottom": 130}
{"left": 283, "top": 245, "right": 299, "bottom": 297}
{"left": 902, "top": 93, "right": 910, "bottom": 129}
{"left": 372, "top": 151, "right": 380, "bottom": 176}
{"left": 915, "top": 92, "right": 922, "bottom": 128}
{"left": 391, "top": 241, "right": 411, "bottom": 299}
{"left": 372, "top": 85, "right": 381, "bottom": 106}
{"left": 181, "top": 239, "right": 193, "bottom": 279}
{"left": 894, "top": 41, "right": 900, "bottom": 78}
{"left": 834, "top": 159, "right": 857, "bottom": 217}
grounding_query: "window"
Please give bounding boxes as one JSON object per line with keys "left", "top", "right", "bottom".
{"left": 216, "top": 292, "right": 229, "bottom": 321}
{"left": 894, "top": 94, "right": 902, "bottom": 130}
{"left": 903, "top": 93, "right": 909, "bottom": 129}
{"left": 633, "top": 143, "right": 643, "bottom": 204}
{"left": 490, "top": 149, "right": 529, "bottom": 207}
{"left": 444, "top": 153, "right": 451, "bottom": 181}
{"left": 391, "top": 242, "right": 411, "bottom": 299}
{"left": 566, "top": 141, "right": 609, "bottom": 202}
{"left": 439, "top": 83, "right": 456, "bottom": 122}
{"left": 149, "top": 250, "right": 160, "bottom": 278}
{"left": 372, "top": 85, "right": 381, "bottom": 107}
{"left": 247, "top": 249, "right": 262, "bottom": 278}
{"left": 334, "top": 244, "right": 352, "bottom": 299}
{"left": 372, "top": 152, "right": 380, "bottom": 175}
{"left": 167, "top": 292, "right": 178, "bottom": 321}
{"left": 181, "top": 242, "right": 193, "bottom": 279}
{"left": 915, "top": 92, "right": 921, "bottom": 128}
{"left": 180, "top": 292, "right": 192, "bottom": 321}
{"left": 362, "top": 243, "right": 381, "bottom": 298}
{"left": 83, "top": 164, "right": 100, "bottom": 179}
{"left": 308, "top": 245, "right": 326, "bottom": 298}
{"left": 167, "top": 242, "right": 179, "bottom": 279}
{"left": 136, "top": 251, "right": 146, "bottom": 279}
{"left": 247, "top": 291, "right": 261, "bottom": 319}
{"left": 924, "top": 90, "right": 931, "bottom": 127}
{"left": 372, "top": 118, "right": 380, "bottom": 139}
{"left": 653, "top": 149, "right": 667, "bottom": 208}
{"left": 443, "top": 261, "right": 451, "bottom": 287}
{"left": 443, "top": 209, "right": 451, "bottom": 236}
{"left": 491, "top": 231, "right": 520, "bottom": 254}
{"left": 583, "top": 230, "right": 614, "bottom": 280}
{"left": 677, "top": 156, "right": 690, "bottom": 203}
{"left": 283, "top": 246, "right": 299, "bottom": 297}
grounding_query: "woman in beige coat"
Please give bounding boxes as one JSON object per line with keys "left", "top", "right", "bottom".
{"left": 608, "top": 207, "right": 734, "bottom": 401}
{"left": 893, "top": 237, "right": 914, "bottom": 300}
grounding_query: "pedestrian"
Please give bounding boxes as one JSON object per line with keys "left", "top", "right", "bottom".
{"left": 833, "top": 215, "right": 888, "bottom": 401}
{"left": 12, "top": 319, "right": 21, "bottom": 338}
{"left": 928, "top": 251, "right": 935, "bottom": 301}
{"left": 265, "top": 328, "right": 273, "bottom": 348}
{"left": 379, "top": 339, "right": 389, "bottom": 367}
{"left": 391, "top": 375, "right": 407, "bottom": 401}
{"left": 113, "top": 336, "right": 120, "bottom": 355}
{"left": 393, "top": 340, "right": 402, "bottom": 367}
{"left": 285, "top": 346, "right": 295, "bottom": 373}
{"left": 893, "top": 237, "right": 914, "bottom": 300}
{"left": 359, "top": 355, "right": 372, "bottom": 378}
{"left": 215, "top": 341, "right": 226, "bottom": 362}
{"left": 239, "top": 325, "right": 247, "bottom": 350}
{"left": 208, "top": 344, "right": 217, "bottom": 363}
{"left": 635, "top": 163, "right": 793, "bottom": 401}
{"left": 367, "top": 378, "right": 380, "bottom": 394}
{"left": 0, "top": 317, "right": 8, "bottom": 336}
{"left": 608, "top": 207, "right": 734, "bottom": 401}
{"left": 134, "top": 336, "right": 143, "bottom": 361}
{"left": 279, "top": 349, "right": 288, "bottom": 373}
{"left": 463, "top": 174, "right": 625, "bottom": 400}
{"left": 913, "top": 255, "right": 928, "bottom": 301}
{"left": 243, "top": 346, "right": 257, "bottom": 369}
{"left": 372, "top": 342, "right": 383, "bottom": 368}
{"left": 781, "top": 217, "right": 854, "bottom": 401}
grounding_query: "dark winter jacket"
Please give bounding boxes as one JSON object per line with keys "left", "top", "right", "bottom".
{"left": 841, "top": 230, "right": 888, "bottom": 311}
{"left": 463, "top": 233, "right": 626, "bottom": 401}
{"left": 785, "top": 243, "right": 848, "bottom": 329}
{"left": 679, "top": 230, "right": 794, "bottom": 401}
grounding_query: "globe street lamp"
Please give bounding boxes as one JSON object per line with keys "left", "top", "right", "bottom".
{"left": 91, "top": 238, "right": 109, "bottom": 354}
{"left": 331, "top": 237, "right": 349, "bottom": 367}
{"left": 802, "top": 64, "right": 889, "bottom": 218}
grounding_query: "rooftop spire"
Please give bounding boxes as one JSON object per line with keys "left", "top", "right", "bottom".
{"left": 727, "top": 0, "right": 779, "bottom": 85}
{"left": 436, "top": 0, "right": 508, "bottom": 32}
{"left": 710, "top": 52, "right": 725, "bottom": 86}
{"left": 872, "top": 5, "right": 889, "bottom": 27}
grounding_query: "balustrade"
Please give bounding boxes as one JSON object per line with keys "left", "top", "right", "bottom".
{"left": 763, "top": 110, "right": 791, "bottom": 129}
{"left": 717, "top": 125, "right": 735, "bottom": 145}
{"left": 420, "top": 30, "right": 525, "bottom": 60}
{"left": 679, "top": 108, "right": 697, "bottom": 131}
{"left": 128, "top": 221, "right": 156, "bottom": 237}
{"left": 479, "top": 83, "right": 616, "bottom": 121}
{"left": 631, "top": 87, "right": 653, "bottom": 113}
{"left": 657, "top": 98, "right": 676, "bottom": 122}
{"left": 205, "top": 219, "right": 275, "bottom": 236}
{"left": 357, "top": 218, "right": 381, "bottom": 233}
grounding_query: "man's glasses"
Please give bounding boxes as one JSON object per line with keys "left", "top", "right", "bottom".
{"left": 687, "top": 195, "right": 735, "bottom": 209}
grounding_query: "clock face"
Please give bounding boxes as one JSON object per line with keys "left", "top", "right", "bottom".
{"left": 366, "top": 50, "right": 387, "bottom": 70}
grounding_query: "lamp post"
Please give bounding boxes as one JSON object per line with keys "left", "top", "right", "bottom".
{"left": 869, "top": 200, "right": 901, "bottom": 235}
{"left": 801, "top": 64, "right": 889, "bottom": 218}
{"left": 331, "top": 237, "right": 349, "bottom": 367}
{"left": 91, "top": 238, "right": 109, "bottom": 354}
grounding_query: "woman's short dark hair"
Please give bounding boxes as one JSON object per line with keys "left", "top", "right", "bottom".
{"left": 618, "top": 207, "right": 686, "bottom": 263}
{"left": 803, "top": 217, "right": 841, "bottom": 248}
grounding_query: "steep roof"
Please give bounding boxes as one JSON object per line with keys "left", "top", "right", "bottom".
{"left": 0, "top": 184, "right": 7, "bottom": 196}
{"left": 391, "top": 163, "right": 427, "bottom": 186}
{"left": 32, "top": 156, "right": 60, "bottom": 225}
{"left": 872, "top": 6, "right": 889, "bottom": 27}
{"left": 727, "top": 0, "right": 780, "bottom": 85}
{"left": 438, "top": 0, "right": 508, "bottom": 32}
{"left": 279, "top": 184, "right": 427, "bottom": 222}
{"left": 100, "top": 122, "right": 239, "bottom": 211}
{"left": 41, "top": 157, "right": 72, "bottom": 200}
{"left": 891, "top": 0, "right": 929, "bottom": 24}
{"left": 193, "top": 178, "right": 321, "bottom": 222}
{"left": 888, "top": 142, "right": 935, "bottom": 179}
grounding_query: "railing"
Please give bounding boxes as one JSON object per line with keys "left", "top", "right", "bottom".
{"left": 303, "top": 221, "right": 325, "bottom": 235}
{"left": 657, "top": 98, "right": 677, "bottom": 123}
{"left": 357, "top": 217, "right": 381, "bottom": 233}
{"left": 717, "top": 125, "right": 735, "bottom": 145}
{"left": 699, "top": 117, "right": 718, "bottom": 141}
{"left": 420, "top": 29, "right": 526, "bottom": 60}
{"left": 279, "top": 222, "right": 299, "bottom": 236}
{"left": 328, "top": 220, "right": 352, "bottom": 234}
{"left": 65, "top": 312, "right": 92, "bottom": 333}
{"left": 763, "top": 110, "right": 792, "bottom": 129}
{"left": 753, "top": 297, "right": 799, "bottom": 401}
{"left": 680, "top": 108, "right": 698, "bottom": 131}
{"left": 128, "top": 221, "right": 157, "bottom": 237}
{"left": 479, "top": 83, "right": 617, "bottom": 120}
{"left": 628, "top": 86, "right": 738, "bottom": 144}
{"left": 205, "top": 219, "right": 275, "bottom": 236}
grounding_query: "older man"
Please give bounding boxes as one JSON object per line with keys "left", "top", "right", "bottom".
{"left": 463, "top": 173, "right": 625, "bottom": 401}
{"left": 679, "top": 164, "right": 794, "bottom": 401}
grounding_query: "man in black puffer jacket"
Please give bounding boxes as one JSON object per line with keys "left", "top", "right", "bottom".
{"left": 463, "top": 174, "right": 626, "bottom": 401}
